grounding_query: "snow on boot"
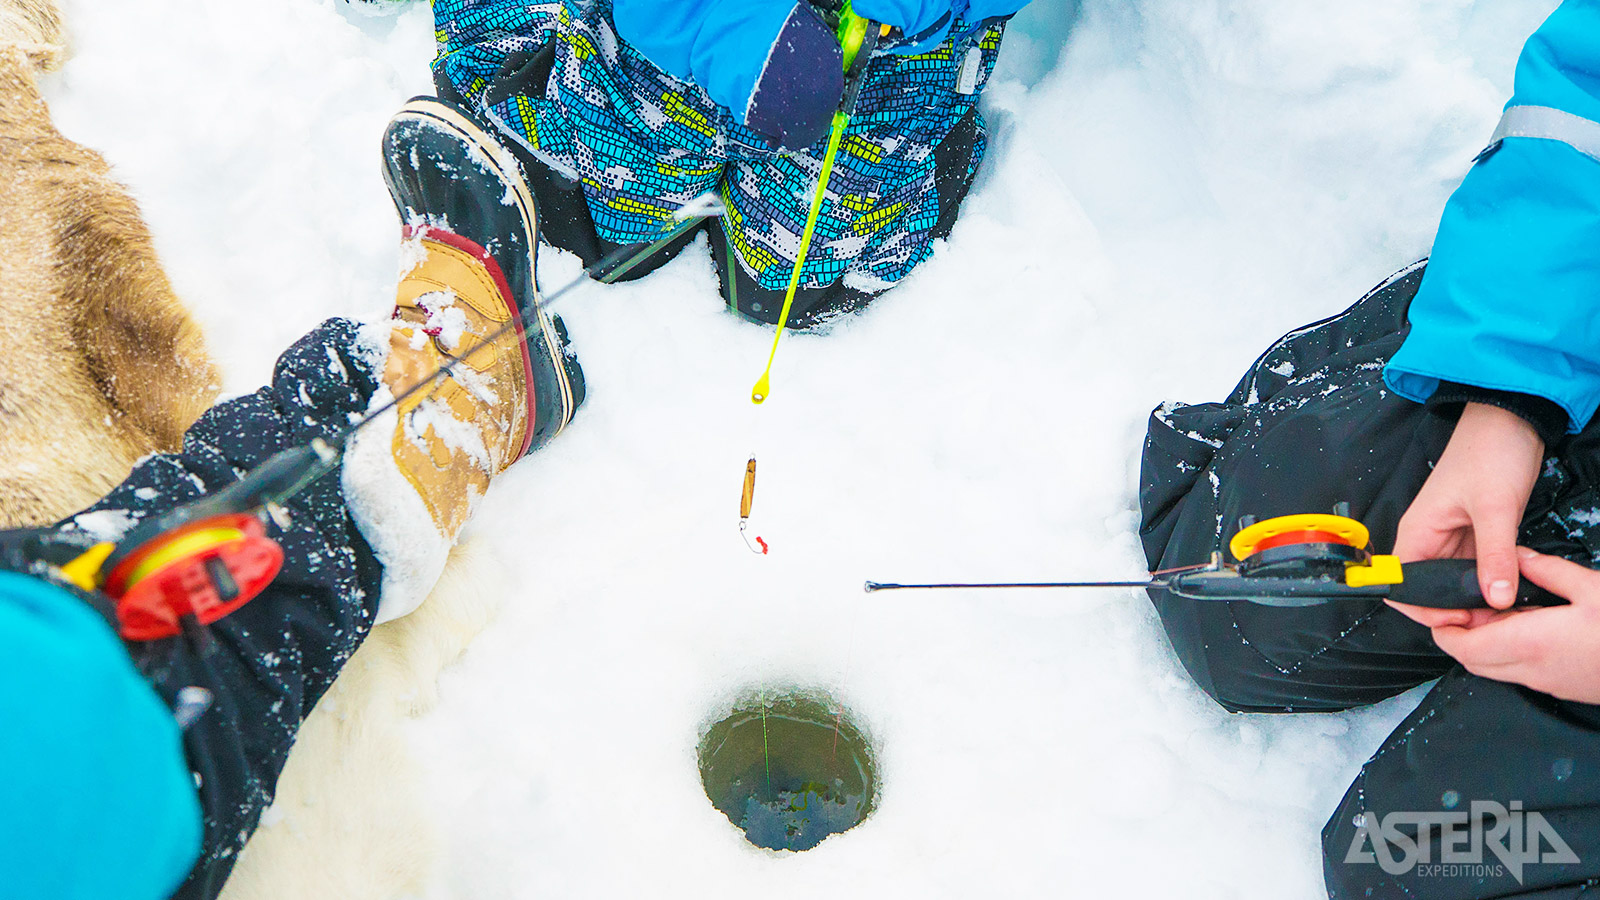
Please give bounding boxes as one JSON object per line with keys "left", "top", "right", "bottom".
{"left": 344, "top": 96, "right": 585, "bottom": 624}
{"left": 381, "top": 94, "right": 585, "bottom": 452}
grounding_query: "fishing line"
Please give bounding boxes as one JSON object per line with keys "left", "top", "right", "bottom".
{"left": 760, "top": 695, "right": 774, "bottom": 796}
{"left": 53, "top": 194, "right": 726, "bottom": 604}
{"left": 828, "top": 645, "right": 853, "bottom": 761}
{"left": 734, "top": 11, "right": 886, "bottom": 555}
{"left": 350, "top": 195, "right": 719, "bottom": 441}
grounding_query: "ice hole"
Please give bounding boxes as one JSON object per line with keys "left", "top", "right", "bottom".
{"left": 697, "top": 690, "right": 877, "bottom": 852}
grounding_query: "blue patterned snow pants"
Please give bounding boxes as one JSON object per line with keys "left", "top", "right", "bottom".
{"left": 431, "top": 0, "right": 1007, "bottom": 326}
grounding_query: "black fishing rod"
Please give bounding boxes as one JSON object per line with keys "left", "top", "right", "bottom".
{"left": 866, "top": 580, "right": 1153, "bottom": 591}
{"left": 865, "top": 513, "right": 1568, "bottom": 612}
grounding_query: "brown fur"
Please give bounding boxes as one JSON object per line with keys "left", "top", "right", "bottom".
{"left": 0, "top": 6, "right": 490, "bottom": 897}
{"left": 0, "top": 34, "right": 219, "bottom": 527}
{"left": 0, "top": 0, "right": 63, "bottom": 71}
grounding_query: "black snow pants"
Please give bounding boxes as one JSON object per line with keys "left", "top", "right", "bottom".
{"left": 59, "top": 319, "right": 386, "bottom": 900}
{"left": 1141, "top": 262, "right": 1600, "bottom": 898}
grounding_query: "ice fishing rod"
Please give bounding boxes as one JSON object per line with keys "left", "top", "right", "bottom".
{"left": 864, "top": 512, "right": 1569, "bottom": 612}
{"left": 33, "top": 196, "right": 722, "bottom": 642}
{"left": 750, "top": 4, "right": 886, "bottom": 405}
{"left": 734, "top": 8, "right": 891, "bottom": 556}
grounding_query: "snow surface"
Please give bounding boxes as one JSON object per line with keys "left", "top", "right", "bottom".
{"left": 45, "top": 0, "right": 1557, "bottom": 896}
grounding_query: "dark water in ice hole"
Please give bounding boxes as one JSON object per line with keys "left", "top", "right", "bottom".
{"left": 698, "top": 693, "right": 877, "bottom": 852}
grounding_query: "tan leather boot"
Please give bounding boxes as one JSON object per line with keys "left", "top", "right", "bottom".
{"left": 348, "top": 96, "right": 585, "bottom": 623}
{"left": 382, "top": 226, "right": 534, "bottom": 538}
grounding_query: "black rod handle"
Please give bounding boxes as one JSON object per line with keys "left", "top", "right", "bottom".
{"left": 1389, "top": 558, "right": 1567, "bottom": 610}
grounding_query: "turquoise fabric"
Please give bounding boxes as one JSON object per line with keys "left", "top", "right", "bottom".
{"left": 0, "top": 571, "right": 200, "bottom": 899}
{"left": 433, "top": 0, "right": 1009, "bottom": 292}
{"left": 612, "top": 0, "right": 795, "bottom": 118}
{"left": 857, "top": 0, "right": 1033, "bottom": 53}
{"left": 1386, "top": 0, "right": 1600, "bottom": 432}
{"left": 612, "top": 0, "right": 1034, "bottom": 113}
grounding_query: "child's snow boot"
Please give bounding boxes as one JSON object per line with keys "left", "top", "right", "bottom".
{"left": 346, "top": 96, "right": 586, "bottom": 622}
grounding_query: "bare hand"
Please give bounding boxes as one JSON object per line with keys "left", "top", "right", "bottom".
{"left": 1391, "top": 549, "right": 1600, "bottom": 703}
{"left": 1393, "top": 402, "right": 1544, "bottom": 618}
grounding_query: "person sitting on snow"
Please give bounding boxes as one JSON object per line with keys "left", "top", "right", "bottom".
{"left": 429, "top": 0, "right": 1029, "bottom": 328}
{"left": 1139, "top": 3, "right": 1600, "bottom": 897}
{"left": 0, "top": 100, "right": 582, "bottom": 900}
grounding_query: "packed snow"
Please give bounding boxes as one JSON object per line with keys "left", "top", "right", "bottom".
{"left": 46, "top": 0, "right": 1557, "bottom": 895}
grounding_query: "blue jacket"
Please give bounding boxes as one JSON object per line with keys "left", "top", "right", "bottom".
{"left": 0, "top": 572, "right": 200, "bottom": 899}
{"left": 1386, "top": 0, "right": 1600, "bottom": 433}
{"left": 612, "top": 0, "right": 1029, "bottom": 120}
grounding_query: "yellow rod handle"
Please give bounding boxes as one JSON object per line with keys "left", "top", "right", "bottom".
{"left": 751, "top": 109, "right": 850, "bottom": 404}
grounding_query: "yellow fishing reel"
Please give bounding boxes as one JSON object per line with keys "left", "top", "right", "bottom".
{"left": 867, "top": 511, "right": 1565, "bottom": 611}
{"left": 1226, "top": 513, "right": 1401, "bottom": 588}
{"left": 1136, "top": 512, "right": 1407, "bottom": 606}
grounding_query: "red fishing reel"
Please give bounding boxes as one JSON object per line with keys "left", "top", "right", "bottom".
{"left": 101, "top": 513, "right": 284, "bottom": 641}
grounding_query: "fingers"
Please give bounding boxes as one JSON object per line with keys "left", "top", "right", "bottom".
{"left": 1519, "top": 547, "right": 1600, "bottom": 603}
{"left": 1471, "top": 503, "right": 1524, "bottom": 609}
{"left": 1431, "top": 603, "right": 1562, "bottom": 671}
{"left": 1394, "top": 403, "right": 1544, "bottom": 606}
{"left": 1385, "top": 599, "right": 1509, "bottom": 629}
{"left": 1385, "top": 599, "right": 1470, "bottom": 629}
{"left": 1425, "top": 548, "right": 1600, "bottom": 704}
{"left": 1393, "top": 498, "right": 1465, "bottom": 563}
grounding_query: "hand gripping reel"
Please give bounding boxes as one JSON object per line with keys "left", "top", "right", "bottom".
{"left": 1166, "top": 512, "right": 1565, "bottom": 610}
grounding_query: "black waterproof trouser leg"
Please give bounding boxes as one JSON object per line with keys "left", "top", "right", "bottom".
{"left": 61, "top": 319, "right": 385, "bottom": 900}
{"left": 1140, "top": 263, "right": 1600, "bottom": 897}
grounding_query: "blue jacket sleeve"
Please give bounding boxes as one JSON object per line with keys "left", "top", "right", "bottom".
{"left": 958, "top": 0, "right": 1033, "bottom": 24}
{"left": 855, "top": 0, "right": 1032, "bottom": 54}
{"left": 1385, "top": 0, "right": 1600, "bottom": 433}
{"left": 0, "top": 572, "right": 200, "bottom": 900}
{"left": 612, "top": 0, "right": 798, "bottom": 118}
{"left": 854, "top": 0, "right": 955, "bottom": 52}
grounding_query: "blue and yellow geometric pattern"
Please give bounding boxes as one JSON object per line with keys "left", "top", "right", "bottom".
{"left": 433, "top": 0, "right": 1005, "bottom": 292}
